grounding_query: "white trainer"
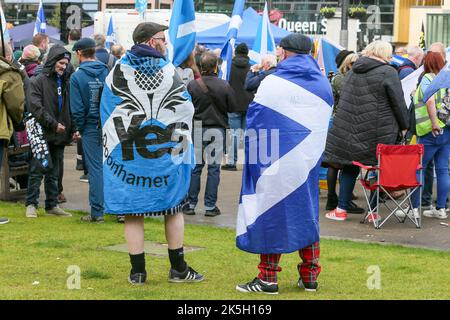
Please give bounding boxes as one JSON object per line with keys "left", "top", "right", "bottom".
{"left": 423, "top": 207, "right": 448, "bottom": 219}
{"left": 26, "top": 205, "right": 38, "bottom": 218}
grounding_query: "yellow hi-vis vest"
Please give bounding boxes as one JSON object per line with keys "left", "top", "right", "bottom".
{"left": 414, "top": 73, "right": 446, "bottom": 136}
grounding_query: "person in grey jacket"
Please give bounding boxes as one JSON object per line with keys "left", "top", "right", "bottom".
{"left": 323, "top": 41, "right": 409, "bottom": 222}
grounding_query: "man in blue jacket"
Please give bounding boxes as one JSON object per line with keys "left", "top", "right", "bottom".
{"left": 70, "top": 38, "right": 109, "bottom": 223}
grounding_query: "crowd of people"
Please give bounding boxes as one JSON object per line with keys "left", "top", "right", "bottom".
{"left": 0, "top": 21, "right": 448, "bottom": 293}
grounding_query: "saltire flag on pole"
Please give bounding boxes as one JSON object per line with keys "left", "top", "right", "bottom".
{"left": 0, "top": 3, "right": 10, "bottom": 43}
{"left": 423, "top": 62, "right": 450, "bottom": 103}
{"left": 105, "top": 16, "right": 116, "bottom": 50}
{"left": 167, "top": 0, "right": 196, "bottom": 67}
{"left": 33, "top": 0, "right": 46, "bottom": 36}
{"left": 419, "top": 21, "right": 426, "bottom": 49}
{"left": 236, "top": 54, "right": 333, "bottom": 254}
{"left": 316, "top": 38, "right": 342, "bottom": 75}
{"left": 135, "top": 0, "right": 148, "bottom": 20}
{"left": 219, "top": 0, "right": 245, "bottom": 81}
{"left": 248, "top": 2, "right": 276, "bottom": 64}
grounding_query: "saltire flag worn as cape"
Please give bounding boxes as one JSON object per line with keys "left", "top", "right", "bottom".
{"left": 236, "top": 54, "right": 333, "bottom": 254}
{"left": 100, "top": 47, "right": 195, "bottom": 215}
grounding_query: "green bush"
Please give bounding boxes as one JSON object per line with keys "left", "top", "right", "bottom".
{"left": 320, "top": 7, "right": 336, "bottom": 19}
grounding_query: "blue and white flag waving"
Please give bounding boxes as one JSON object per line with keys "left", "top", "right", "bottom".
{"left": 105, "top": 16, "right": 116, "bottom": 50}
{"left": 220, "top": 0, "right": 245, "bottom": 81}
{"left": 167, "top": 0, "right": 196, "bottom": 67}
{"left": 236, "top": 54, "right": 333, "bottom": 254}
{"left": 248, "top": 2, "right": 275, "bottom": 64}
{"left": 33, "top": 0, "right": 46, "bottom": 36}
{"left": 135, "top": 0, "right": 148, "bottom": 19}
{"left": 100, "top": 46, "right": 195, "bottom": 215}
{"left": 423, "top": 62, "right": 450, "bottom": 103}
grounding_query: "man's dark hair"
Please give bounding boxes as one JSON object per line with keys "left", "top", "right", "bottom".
{"left": 79, "top": 48, "right": 96, "bottom": 59}
{"left": 68, "top": 29, "right": 81, "bottom": 42}
{"left": 32, "top": 33, "right": 49, "bottom": 47}
{"left": 200, "top": 52, "right": 218, "bottom": 74}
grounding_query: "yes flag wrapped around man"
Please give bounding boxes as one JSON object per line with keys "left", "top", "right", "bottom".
{"left": 100, "top": 24, "right": 195, "bottom": 215}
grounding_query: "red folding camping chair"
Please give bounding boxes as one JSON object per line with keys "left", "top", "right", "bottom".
{"left": 353, "top": 144, "right": 424, "bottom": 229}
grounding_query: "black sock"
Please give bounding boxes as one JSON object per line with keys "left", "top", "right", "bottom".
{"left": 168, "top": 247, "right": 187, "bottom": 273}
{"left": 129, "top": 252, "right": 146, "bottom": 274}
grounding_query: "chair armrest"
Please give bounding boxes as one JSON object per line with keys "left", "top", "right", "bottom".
{"left": 352, "top": 161, "right": 377, "bottom": 171}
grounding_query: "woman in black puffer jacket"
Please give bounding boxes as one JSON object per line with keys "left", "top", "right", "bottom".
{"left": 323, "top": 40, "right": 409, "bottom": 222}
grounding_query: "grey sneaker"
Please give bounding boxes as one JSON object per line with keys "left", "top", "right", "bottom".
{"left": 26, "top": 205, "right": 38, "bottom": 218}
{"left": 0, "top": 217, "right": 9, "bottom": 225}
{"left": 46, "top": 206, "right": 72, "bottom": 217}
{"left": 80, "top": 215, "right": 104, "bottom": 223}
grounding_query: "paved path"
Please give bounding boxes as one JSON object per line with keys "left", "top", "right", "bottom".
{"left": 53, "top": 146, "right": 450, "bottom": 251}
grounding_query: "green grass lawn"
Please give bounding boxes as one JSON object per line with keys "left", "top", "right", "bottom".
{"left": 0, "top": 200, "right": 449, "bottom": 300}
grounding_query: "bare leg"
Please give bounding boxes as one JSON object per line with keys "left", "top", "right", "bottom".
{"left": 164, "top": 213, "right": 184, "bottom": 249}
{"left": 124, "top": 216, "right": 145, "bottom": 254}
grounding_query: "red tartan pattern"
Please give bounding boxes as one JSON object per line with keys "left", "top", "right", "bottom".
{"left": 257, "top": 242, "right": 321, "bottom": 284}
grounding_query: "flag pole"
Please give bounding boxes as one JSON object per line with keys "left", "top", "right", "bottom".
{"left": 0, "top": 8, "right": 5, "bottom": 58}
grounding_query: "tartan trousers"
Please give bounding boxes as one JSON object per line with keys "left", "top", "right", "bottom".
{"left": 257, "top": 242, "right": 321, "bottom": 284}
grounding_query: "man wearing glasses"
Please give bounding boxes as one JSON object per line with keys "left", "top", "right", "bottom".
{"left": 100, "top": 22, "right": 203, "bottom": 286}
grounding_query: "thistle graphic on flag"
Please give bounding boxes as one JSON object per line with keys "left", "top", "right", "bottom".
{"left": 100, "top": 45, "right": 195, "bottom": 215}
{"left": 167, "top": 0, "right": 196, "bottom": 67}
{"left": 236, "top": 53, "right": 333, "bottom": 254}
{"left": 248, "top": 2, "right": 275, "bottom": 64}
{"left": 220, "top": 0, "right": 245, "bottom": 81}
{"left": 33, "top": 0, "right": 46, "bottom": 36}
{"left": 105, "top": 16, "right": 116, "bottom": 50}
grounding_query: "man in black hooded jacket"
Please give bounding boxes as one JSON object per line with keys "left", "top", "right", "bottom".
{"left": 25, "top": 45, "right": 80, "bottom": 218}
{"left": 222, "top": 43, "right": 254, "bottom": 171}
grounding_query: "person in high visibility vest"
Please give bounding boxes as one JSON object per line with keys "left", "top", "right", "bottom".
{"left": 410, "top": 52, "right": 449, "bottom": 220}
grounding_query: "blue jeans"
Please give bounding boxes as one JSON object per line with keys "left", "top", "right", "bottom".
{"left": 188, "top": 127, "right": 224, "bottom": 210}
{"left": 227, "top": 112, "right": 246, "bottom": 166}
{"left": 422, "top": 161, "right": 434, "bottom": 206}
{"left": 337, "top": 165, "right": 360, "bottom": 210}
{"left": 412, "top": 128, "right": 450, "bottom": 209}
{"left": 26, "top": 144, "right": 65, "bottom": 210}
{"left": 82, "top": 127, "right": 104, "bottom": 218}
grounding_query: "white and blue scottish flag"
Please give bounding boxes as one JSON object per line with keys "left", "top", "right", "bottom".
{"left": 33, "top": 0, "right": 46, "bottom": 36}
{"left": 100, "top": 49, "right": 195, "bottom": 215}
{"left": 105, "top": 16, "right": 116, "bottom": 50}
{"left": 236, "top": 53, "right": 333, "bottom": 254}
{"left": 220, "top": 0, "right": 245, "bottom": 81}
{"left": 248, "top": 2, "right": 276, "bottom": 64}
{"left": 168, "top": 0, "right": 196, "bottom": 67}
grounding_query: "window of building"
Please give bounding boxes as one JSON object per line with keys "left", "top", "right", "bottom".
{"left": 427, "top": 14, "right": 450, "bottom": 47}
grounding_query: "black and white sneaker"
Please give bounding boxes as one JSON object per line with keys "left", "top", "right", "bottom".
{"left": 298, "top": 279, "right": 318, "bottom": 292}
{"left": 169, "top": 266, "right": 204, "bottom": 283}
{"left": 236, "top": 278, "right": 279, "bottom": 295}
{"left": 128, "top": 271, "right": 147, "bottom": 286}
{"left": 0, "top": 217, "right": 9, "bottom": 225}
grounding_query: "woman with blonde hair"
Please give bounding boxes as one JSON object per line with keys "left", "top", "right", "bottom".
{"left": 323, "top": 40, "right": 409, "bottom": 222}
